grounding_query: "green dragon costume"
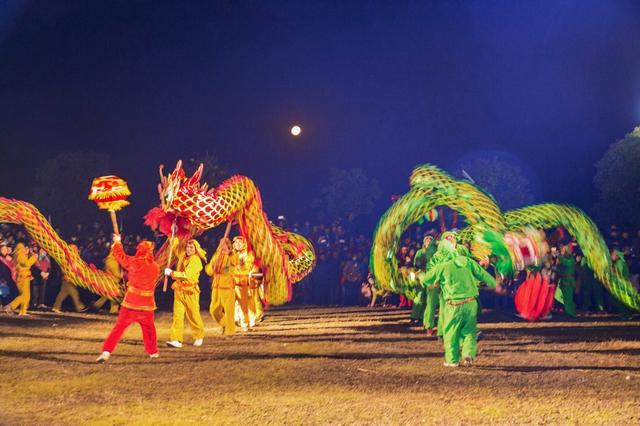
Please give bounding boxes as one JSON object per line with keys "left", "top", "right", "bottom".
{"left": 370, "top": 164, "right": 640, "bottom": 316}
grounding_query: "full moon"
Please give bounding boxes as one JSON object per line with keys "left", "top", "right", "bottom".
{"left": 290, "top": 125, "right": 302, "bottom": 136}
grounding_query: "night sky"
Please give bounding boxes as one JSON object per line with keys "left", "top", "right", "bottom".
{"left": 1, "top": 1, "right": 639, "bottom": 227}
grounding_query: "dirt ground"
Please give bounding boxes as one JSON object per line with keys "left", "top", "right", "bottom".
{"left": 0, "top": 306, "right": 638, "bottom": 425}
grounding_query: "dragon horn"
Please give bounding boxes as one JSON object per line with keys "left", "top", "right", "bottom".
{"left": 157, "top": 183, "right": 165, "bottom": 208}
{"left": 171, "top": 160, "right": 183, "bottom": 180}
{"left": 159, "top": 164, "right": 166, "bottom": 187}
{"left": 187, "top": 163, "right": 204, "bottom": 186}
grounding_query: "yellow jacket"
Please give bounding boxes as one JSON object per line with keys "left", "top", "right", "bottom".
{"left": 14, "top": 244, "right": 37, "bottom": 282}
{"left": 170, "top": 237, "right": 206, "bottom": 293}
{"left": 104, "top": 252, "right": 122, "bottom": 280}
{"left": 172, "top": 254, "right": 203, "bottom": 293}
{"left": 233, "top": 252, "right": 255, "bottom": 287}
{"left": 206, "top": 248, "right": 235, "bottom": 290}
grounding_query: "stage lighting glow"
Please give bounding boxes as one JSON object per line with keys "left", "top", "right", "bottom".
{"left": 290, "top": 125, "right": 301, "bottom": 136}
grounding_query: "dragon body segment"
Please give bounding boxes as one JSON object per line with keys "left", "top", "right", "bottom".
{"left": 0, "top": 197, "right": 128, "bottom": 300}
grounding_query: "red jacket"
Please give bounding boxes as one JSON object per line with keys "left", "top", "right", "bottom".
{"left": 112, "top": 241, "right": 160, "bottom": 311}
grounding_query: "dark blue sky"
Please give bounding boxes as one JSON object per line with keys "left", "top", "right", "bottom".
{"left": 1, "top": 0, "right": 639, "bottom": 224}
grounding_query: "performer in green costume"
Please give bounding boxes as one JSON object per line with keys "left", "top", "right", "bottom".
{"left": 555, "top": 245, "right": 577, "bottom": 317}
{"left": 610, "top": 250, "right": 633, "bottom": 319}
{"left": 411, "top": 234, "right": 436, "bottom": 330}
{"left": 431, "top": 240, "right": 473, "bottom": 339}
{"left": 578, "top": 255, "right": 604, "bottom": 312}
{"left": 421, "top": 232, "right": 497, "bottom": 367}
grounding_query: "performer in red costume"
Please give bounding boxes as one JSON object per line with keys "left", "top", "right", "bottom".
{"left": 96, "top": 234, "right": 160, "bottom": 363}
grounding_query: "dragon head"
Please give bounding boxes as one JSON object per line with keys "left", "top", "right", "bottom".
{"left": 157, "top": 160, "right": 209, "bottom": 212}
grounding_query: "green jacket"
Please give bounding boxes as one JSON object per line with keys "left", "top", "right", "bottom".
{"left": 557, "top": 254, "right": 576, "bottom": 286}
{"left": 613, "top": 251, "right": 630, "bottom": 279}
{"left": 413, "top": 243, "right": 436, "bottom": 271}
{"left": 421, "top": 254, "right": 496, "bottom": 300}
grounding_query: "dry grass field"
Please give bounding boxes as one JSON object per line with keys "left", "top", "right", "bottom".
{"left": 0, "top": 306, "right": 638, "bottom": 425}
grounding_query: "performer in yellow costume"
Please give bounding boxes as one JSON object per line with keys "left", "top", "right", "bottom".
{"left": 5, "top": 243, "right": 37, "bottom": 315}
{"left": 165, "top": 238, "right": 207, "bottom": 348}
{"left": 207, "top": 237, "right": 237, "bottom": 336}
{"left": 52, "top": 244, "right": 88, "bottom": 313}
{"left": 247, "top": 263, "right": 264, "bottom": 327}
{"left": 92, "top": 249, "right": 122, "bottom": 314}
{"left": 232, "top": 236, "right": 255, "bottom": 332}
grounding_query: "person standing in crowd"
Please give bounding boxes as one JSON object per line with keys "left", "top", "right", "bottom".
{"left": 420, "top": 232, "right": 498, "bottom": 368}
{"left": 4, "top": 243, "right": 37, "bottom": 315}
{"left": 0, "top": 241, "right": 15, "bottom": 307}
{"left": 610, "top": 249, "right": 633, "bottom": 319}
{"left": 96, "top": 234, "right": 160, "bottom": 363}
{"left": 576, "top": 253, "right": 604, "bottom": 312}
{"left": 92, "top": 247, "right": 122, "bottom": 314}
{"left": 412, "top": 234, "right": 437, "bottom": 333}
{"left": 556, "top": 245, "right": 577, "bottom": 317}
{"left": 31, "top": 246, "right": 50, "bottom": 310}
{"left": 207, "top": 237, "right": 236, "bottom": 337}
{"left": 340, "top": 253, "right": 365, "bottom": 305}
{"left": 310, "top": 252, "right": 331, "bottom": 305}
{"left": 52, "top": 244, "right": 88, "bottom": 313}
{"left": 165, "top": 238, "right": 207, "bottom": 348}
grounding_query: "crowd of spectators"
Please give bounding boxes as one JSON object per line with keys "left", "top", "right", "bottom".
{"left": 1, "top": 218, "right": 639, "bottom": 315}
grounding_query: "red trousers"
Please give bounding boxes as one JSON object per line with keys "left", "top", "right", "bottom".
{"left": 102, "top": 306, "right": 158, "bottom": 354}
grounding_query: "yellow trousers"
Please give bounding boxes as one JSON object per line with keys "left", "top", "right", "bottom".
{"left": 170, "top": 290, "right": 205, "bottom": 342}
{"left": 9, "top": 278, "right": 31, "bottom": 315}
{"left": 93, "top": 296, "right": 120, "bottom": 313}
{"left": 53, "top": 280, "right": 86, "bottom": 312}
{"left": 247, "top": 287, "right": 263, "bottom": 326}
{"left": 235, "top": 285, "right": 250, "bottom": 328}
{"left": 210, "top": 287, "right": 235, "bottom": 336}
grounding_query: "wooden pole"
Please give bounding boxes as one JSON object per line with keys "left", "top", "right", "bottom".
{"left": 109, "top": 210, "right": 120, "bottom": 235}
{"left": 162, "top": 220, "right": 177, "bottom": 292}
{"left": 222, "top": 219, "right": 233, "bottom": 240}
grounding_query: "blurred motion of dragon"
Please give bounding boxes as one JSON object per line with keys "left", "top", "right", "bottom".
{"left": 370, "top": 164, "right": 640, "bottom": 312}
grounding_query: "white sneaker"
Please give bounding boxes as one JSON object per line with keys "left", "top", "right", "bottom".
{"left": 193, "top": 339, "right": 203, "bottom": 347}
{"left": 463, "top": 357, "right": 474, "bottom": 367}
{"left": 241, "top": 326, "right": 248, "bottom": 332}
{"left": 96, "top": 351, "right": 110, "bottom": 363}
{"left": 149, "top": 353, "right": 160, "bottom": 359}
{"left": 166, "top": 340, "right": 182, "bottom": 348}
{"left": 443, "top": 362, "right": 459, "bottom": 368}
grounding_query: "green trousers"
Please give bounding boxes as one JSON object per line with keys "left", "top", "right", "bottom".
{"left": 443, "top": 299, "right": 478, "bottom": 364}
{"left": 423, "top": 286, "right": 439, "bottom": 330}
{"left": 437, "top": 291, "right": 445, "bottom": 337}
{"left": 411, "top": 290, "right": 426, "bottom": 321}
{"left": 580, "top": 279, "right": 604, "bottom": 311}
{"left": 560, "top": 284, "right": 577, "bottom": 317}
